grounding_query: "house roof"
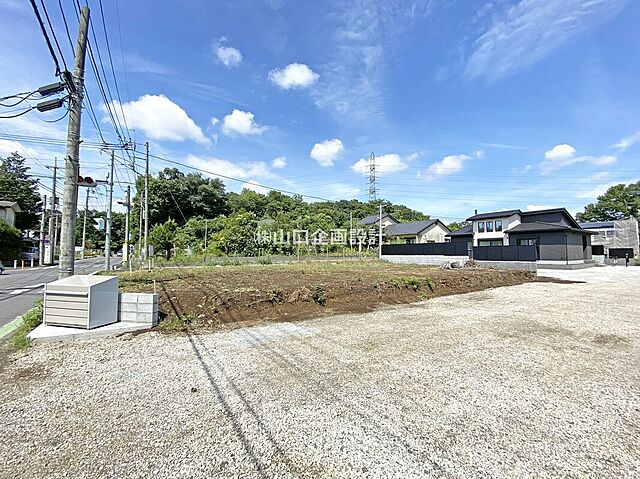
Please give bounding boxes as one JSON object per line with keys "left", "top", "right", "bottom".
{"left": 520, "top": 207, "right": 582, "bottom": 229}
{"left": 445, "top": 223, "right": 473, "bottom": 237}
{"left": 466, "top": 209, "right": 521, "bottom": 221}
{"left": 578, "top": 221, "right": 615, "bottom": 229}
{"left": 0, "top": 200, "right": 21, "bottom": 212}
{"left": 358, "top": 212, "right": 398, "bottom": 226}
{"left": 506, "top": 221, "right": 594, "bottom": 235}
{"left": 385, "top": 219, "right": 446, "bottom": 236}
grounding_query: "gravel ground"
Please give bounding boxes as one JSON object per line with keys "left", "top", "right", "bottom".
{"left": 1, "top": 267, "right": 639, "bottom": 478}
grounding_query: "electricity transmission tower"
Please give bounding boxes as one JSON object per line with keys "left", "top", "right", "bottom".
{"left": 368, "top": 151, "right": 377, "bottom": 202}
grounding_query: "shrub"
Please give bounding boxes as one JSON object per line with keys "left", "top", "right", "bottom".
{"left": 12, "top": 300, "right": 43, "bottom": 349}
{"left": 257, "top": 255, "right": 273, "bottom": 265}
{"left": 313, "top": 286, "right": 327, "bottom": 306}
{"left": 0, "top": 218, "right": 22, "bottom": 260}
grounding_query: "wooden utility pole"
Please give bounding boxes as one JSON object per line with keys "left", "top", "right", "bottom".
{"left": 81, "top": 188, "right": 89, "bottom": 259}
{"left": 47, "top": 157, "right": 57, "bottom": 265}
{"left": 143, "top": 141, "right": 149, "bottom": 260}
{"left": 104, "top": 151, "right": 114, "bottom": 271}
{"left": 59, "top": 6, "right": 90, "bottom": 278}
{"left": 39, "top": 195, "right": 46, "bottom": 265}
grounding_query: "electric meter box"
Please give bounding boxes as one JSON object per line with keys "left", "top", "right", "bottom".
{"left": 44, "top": 275, "right": 119, "bottom": 329}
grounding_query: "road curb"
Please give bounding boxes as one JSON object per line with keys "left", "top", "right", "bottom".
{"left": 0, "top": 315, "right": 24, "bottom": 340}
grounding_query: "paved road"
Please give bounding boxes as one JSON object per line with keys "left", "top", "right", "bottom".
{"left": 0, "top": 257, "right": 120, "bottom": 327}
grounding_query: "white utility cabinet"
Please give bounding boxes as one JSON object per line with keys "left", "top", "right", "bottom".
{"left": 44, "top": 275, "right": 119, "bottom": 329}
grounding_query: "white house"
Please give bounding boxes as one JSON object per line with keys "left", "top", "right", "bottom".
{"left": 0, "top": 200, "right": 21, "bottom": 228}
{"left": 385, "top": 219, "right": 451, "bottom": 244}
{"left": 466, "top": 209, "right": 521, "bottom": 246}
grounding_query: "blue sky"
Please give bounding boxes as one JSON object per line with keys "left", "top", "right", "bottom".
{"left": 1, "top": 0, "right": 639, "bottom": 221}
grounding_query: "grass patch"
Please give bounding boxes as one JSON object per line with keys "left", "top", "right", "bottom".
{"left": 12, "top": 300, "right": 43, "bottom": 349}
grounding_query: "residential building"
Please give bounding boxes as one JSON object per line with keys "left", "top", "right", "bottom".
{"left": 385, "top": 219, "right": 450, "bottom": 244}
{"left": 445, "top": 223, "right": 473, "bottom": 247}
{"left": 463, "top": 208, "right": 594, "bottom": 264}
{"left": 358, "top": 213, "right": 398, "bottom": 228}
{"left": 0, "top": 200, "right": 21, "bottom": 228}
{"left": 578, "top": 219, "right": 639, "bottom": 259}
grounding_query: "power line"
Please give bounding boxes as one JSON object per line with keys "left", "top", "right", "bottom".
{"left": 0, "top": 107, "right": 35, "bottom": 119}
{"left": 29, "top": 0, "right": 62, "bottom": 76}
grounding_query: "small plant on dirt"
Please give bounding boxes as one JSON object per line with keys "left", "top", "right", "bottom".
{"left": 157, "top": 314, "right": 202, "bottom": 332}
{"left": 269, "top": 288, "right": 285, "bottom": 304}
{"left": 12, "top": 300, "right": 43, "bottom": 349}
{"left": 257, "top": 256, "right": 273, "bottom": 265}
{"left": 398, "top": 276, "right": 422, "bottom": 291}
{"left": 425, "top": 278, "right": 437, "bottom": 292}
{"left": 312, "top": 286, "right": 327, "bottom": 306}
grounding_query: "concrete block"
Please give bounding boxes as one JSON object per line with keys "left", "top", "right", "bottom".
{"left": 119, "top": 311, "right": 138, "bottom": 322}
{"left": 137, "top": 293, "right": 158, "bottom": 304}
{"left": 119, "top": 293, "right": 139, "bottom": 303}
{"left": 120, "top": 302, "right": 138, "bottom": 312}
{"left": 138, "top": 302, "right": 155, "bottom": 313}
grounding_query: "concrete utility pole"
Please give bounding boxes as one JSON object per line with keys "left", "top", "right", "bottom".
{"left": 378, "top": 203, "right": 383, "bottom": 259}
{"left": 39, "top": 195, "right": 46, "bottom": 265}
{"left": 47, "top": 157, "right": 57, "bottom": 265}
{"left": 104, "top": 151, "right": 114, "bottom": 271}
{"left": 81, "top": 188, "right": 90, "bottom": 259}
{"left": 143, "top": 141, "right": 149, "bottom": 260}
{"left": 123, "top": 185, "right": 130, "bottom": 263}
{"left": 58, "top": 5, "right": 90, "bottom": 279}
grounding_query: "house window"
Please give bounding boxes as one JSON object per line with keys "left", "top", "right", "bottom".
{"left": 478, "top": 239, "right": 503, "bottom": 246}
{"left": 495, "top": 220, "right": 502, "bottom": 231}
{"left": 517, "top": 238, "right": 538, "bottom": 246}
{"left": 478, "top": 221, "right": 485, "bottom": 233}
{"left": 486, "top": 221, "right": 494, "bottom": 232}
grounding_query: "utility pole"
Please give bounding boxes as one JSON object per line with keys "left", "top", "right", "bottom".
{"left": 58, "top": 5, "right": 90, "bottom": 278}
{"left": 204, "top": 218, "right": 208, "bottom": 253}
{"left": 47, "top": 157, "right": 57, "bottom": 265}
{"left": 378, "top": 203, "right": 383, "bottom": 259}
{"left": 123, "top": 185, "right": 131, "bottom": 263}
{"left": 39, "top": 195, "right": 46, "bottom": 265}
{"left": 143, "top": 141, "right": 149, "bottom": 260}
{"left": 104, "top": 150, "right": 114, "bottom": 271}
{"left": 81, "top": 188, "right": 90, "bottom": 259}
{"left": 368, "top": 151, "right": 377, "bottom": 202}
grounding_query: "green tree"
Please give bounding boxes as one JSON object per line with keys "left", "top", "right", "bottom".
{"left": 134, "top": 168, "right": 228, "bottom": 227}
{"left": 577, "top": 182, "right": 640, "bottom": 221}
{"left": 209, "top": 212, "right": 258, "bottom": 256}
{"left": 447, "top": 221, "right": 469, "bottom": 232}
{"left": 0, "top": 218, "right": 23, "bottom": 260}
{"left": 149, "top": 219, "right": 178, "bottom": 259}
{"left": 0, "top": 152, "right": 42, "bottom": 230}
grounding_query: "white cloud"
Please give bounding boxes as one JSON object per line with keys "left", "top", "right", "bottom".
{"left": 215, "top": 45, "right": 242, "bottom": 68}
{"left": 351, "top": 153, "right": 410, "bottom": 176}
{"left": 419, "top": 154, "right": 472, "bottom": 179}
{"left": 105, "top": 94, "right": 208, "bottom": 144}
{"left": 544, "top": 144, "right": 576, "bottom": 162}
{"left": 0, "top": 139, "right": 37, "bottom": 158}
{"left": 210, "top": 117, "right": 219, "bottom": 127}
{"left": 310, "top": 139, "right": 344, "bottom": 167}
{"left": 269, "top": 63, "right": 319, "bottom": 90}
{"left": 122, "top": 52, "right": 173, "bottom": 75}
{"left": 186, "top": 154, "right": 274, "bottom": 181}
{"left": 221, "top": 109, "right": 268, "bottom": 136}
{"left": 271, "top": 156, "right": 287, "bottom": 169}
{"left": 526, "top": 204, "right": 560, "bottom": 211}
{"left": 541, "top": 143, "right": 616, "bottom": 172}
{"left": 612, "top": 131, "right": 640, "bottom": 151}
{"left": 242, "top": 180, "right": 270, "bottom": 195}
{"left": 314, "top": 1, "right": 433, "bottom": 122}
{"left": 465, "top": 0, "right": 627, "bottom": 81}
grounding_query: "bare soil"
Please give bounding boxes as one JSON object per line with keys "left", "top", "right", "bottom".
{"left": 115, "top": 261, "right": 534, "bottom": 331}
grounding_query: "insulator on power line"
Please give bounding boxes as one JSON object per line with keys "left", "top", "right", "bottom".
{"left": 37, "top": 82, "right": 65, "bottom": 97}
{"left": 36, "top": 97, "right": 65, "bottom": 112}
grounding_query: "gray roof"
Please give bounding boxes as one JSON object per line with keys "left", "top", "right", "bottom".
{"left": 385, "top": 219, "right": 443, "bottom": 236}
{"left": 506, "top": 222, "right": 594, "bottom": 234}
{"left": 578, "top": 221, "right": 615, "bottom": 229}
{"left": 0, "top": 200, "right": 21, "bottom": 212}
{"left": 446, "top": 223, "right": 473, "bottom": 236}
{"left": 358, "top": 213, "right": 397, "bottom": 226}
{"left": 466, "top": 209, "right": 521, "bottom": 221}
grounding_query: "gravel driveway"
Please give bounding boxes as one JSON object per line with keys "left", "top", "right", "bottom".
{"left": 1, "top": 267, "right": 639, "bottom": 478}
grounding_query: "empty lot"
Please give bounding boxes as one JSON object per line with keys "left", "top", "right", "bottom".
{"left": 1, "top": 266, "right": 639, "bottom": 478}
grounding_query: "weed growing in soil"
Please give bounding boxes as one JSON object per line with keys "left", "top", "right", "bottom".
{"left": 257, "top": 256, "right": 273, "bottom": 265}
{"left": 393, "top": 276, "right": 422, "bottom": 290}
{"left": 12, "top": 300, "right": 43, "bottom": 349}
{"left": 313, "top": 286, "right": 327, "bottom": 306}
{"left": 269, "top": 289, "right": 285, "bottom": 304}
{"left": 425, "top": 278, "right": 437, "bottom": 292}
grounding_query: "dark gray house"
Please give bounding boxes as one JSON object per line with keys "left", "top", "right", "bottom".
{"left": 456, "top": 208, "right": 594, "bottom": 264}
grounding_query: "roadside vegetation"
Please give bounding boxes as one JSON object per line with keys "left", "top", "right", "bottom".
{"left": 11, "top": 300, "right": 43, "bottom": 349}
